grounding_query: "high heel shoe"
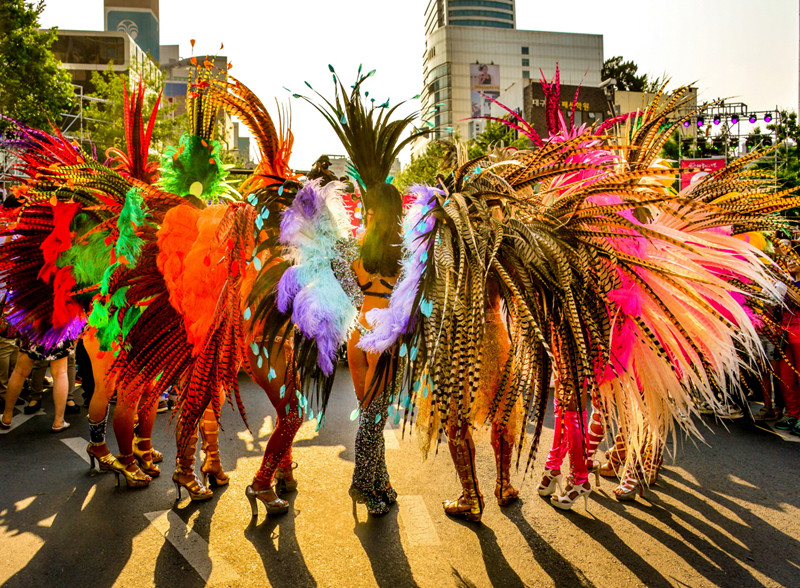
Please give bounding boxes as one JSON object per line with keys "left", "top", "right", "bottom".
{"left": 349, "top": 484, "right": 389, "bottom": 516}
{"left": 200, "top": 411, "right": 229, "bottom": 487}
{"left": 587, "top": 458, "right": 601, "bottom": 486}
{"left": 113, "top": 454, "right": 152, "bottom": 489}
{"left": 201, "top": 456, "right": 229, "bottom": 488}
{"left": 245, "top": 484, "right": 289, "bottom": 517}
{"left": 537, "top": 468, "right": 563, "bottom": 497}
{"left": 495, "top": 478, "right": 519, "bottom": 506}
{"left": 614, "top": 466, "right": 645, "bottom": 502}
{"left": 443, "top": 489, "right": 484, "bottom": 522}
{"left": 172, "top": 467, "right": 213, "bottom": 501}
{"left": 600, "top": 432, "right": 626, "bottom": 479}
{"left": 132, "top": 438, "right": 160, "bottom": 478}
{"left": 381, "top": 482, "right": 398, "bottom": 506}
{"left": 87, "top": 443, "right": 123, "bottom": 473}
{"left": 550, "top": 481, "right": 591, "bottom": 510}
{"left": 274, "top": 462, "right": 298, "bottom": 495}
{"left": 134, "top": 434, "right": 163, "bottom": 463}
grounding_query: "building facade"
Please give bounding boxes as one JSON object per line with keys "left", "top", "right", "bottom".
{"left": 415, "top": 0, "right": 603, "bottom": 155}
{"left": 104, "top": 0, "right": 160, "bottom": 61}
{"left": 51, "top": 30, "right": 160, "bottom": 94}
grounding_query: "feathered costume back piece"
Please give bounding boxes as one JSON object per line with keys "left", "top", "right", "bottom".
{"left": 361, "top": 75, "right": 798, "bottom": 471}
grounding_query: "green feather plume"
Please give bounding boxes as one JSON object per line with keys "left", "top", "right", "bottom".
{"left": 160, "top": 134, "right": 227, "bottom": 200}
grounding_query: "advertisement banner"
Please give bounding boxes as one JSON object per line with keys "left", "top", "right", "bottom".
{"left": 470, "top": 63, "right": 500, "bottom": 118}
{"left": 679, "top": 157, "right": 726, "bottom": 191}
{"left": 106, "top": 9, "right": 159, "bottom": 60}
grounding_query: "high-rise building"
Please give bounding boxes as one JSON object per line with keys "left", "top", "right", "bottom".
{"left": 416, "top": 0, "right": 603, "bottom": 155}
{"left": 425, "top": 0, "right": 516, "bottom": 32}
{"left": 104, "top": 0, "right": 160, "bottom": 61}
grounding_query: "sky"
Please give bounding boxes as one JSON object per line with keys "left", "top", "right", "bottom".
{"left": 40, "top": 0, "right": 798, "bottom": 168}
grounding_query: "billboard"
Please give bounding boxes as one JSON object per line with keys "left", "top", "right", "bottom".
{"left": 106, "top": 9, "right": 159, "bottom": 60}
{"left": 679, "top": 157, "right": 726, "bottom": 191}
{"left": 470, "top": 63, "right": 500, "bottom": 118}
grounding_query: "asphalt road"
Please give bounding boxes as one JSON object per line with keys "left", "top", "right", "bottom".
{"left": 1, "top": 366, "right": 799, "bottom": 588}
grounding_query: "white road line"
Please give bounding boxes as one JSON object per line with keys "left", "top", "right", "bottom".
{"left": 61, "top": 437, "right": 91, "bottom": 464}
{"left": 383, "top": 428, "right": 400, "bottom": 450}
{"left": 144, "top": 510, "right": 240, "bottom": 585}
{"left": 258, "top": 415, "right": 274, "bottom": 438}
{"left": 398, "top": 495, "right": 441, "bottom": 547}
{"left": 0, "top": 412, "right": 40, "bottom": 434}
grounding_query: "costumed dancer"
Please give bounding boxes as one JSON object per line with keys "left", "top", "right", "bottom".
{"left": 361, "top": 71, "right": 797, "bottom": 519}
{"left": 204, "top": 72, "right": 309, "bottom": 515}
{"left": 295, "top": 67, "right": 430, "bottom": 515}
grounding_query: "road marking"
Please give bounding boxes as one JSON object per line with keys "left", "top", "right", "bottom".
{"left": 383, "top": 428, "right": 400, "bottom": 450}
{"left": 61, "top": 437, "right": 91, "bottom": 464}
{"left": 144, "top": 510, "right": 240, "bottom": 585}
{"left": 0, "top": 411, "right": 40, "bottom": 434}
{"left": 398, "top": 495, "right": 441, "bottom": 547}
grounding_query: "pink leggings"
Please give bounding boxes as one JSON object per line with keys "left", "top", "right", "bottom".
{"left": 544, "top": 399, "right": 589, "bottom": 485}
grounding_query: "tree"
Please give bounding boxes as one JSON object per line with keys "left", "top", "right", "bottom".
{"left": 601, "top": 56, "right": 648, "bottom": 92}
{"left": 467, "top": 120, "right": 530, "bottom": 159}
{"left": 0, "top": 0, "right": 74, "bottom": 133}
{"left": 393, "top": 140, "right": 448, "bottom": 194}
{"left": 83, "top": 63, "right": 186, "bottom": 157}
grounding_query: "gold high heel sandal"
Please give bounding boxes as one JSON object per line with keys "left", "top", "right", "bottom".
{"left": 114, "top": 454, "right": 152, "bottom": 488}
{"left": 200, "top": 411, "right": 229, "bottom": 487}
{"left": 495, "top": 476, "right": 519, "bottom": 506}
{"left": 550, "top": 481, "right": 591, "bottom": 510}
{"left": 87, "top": 443, "right": 124, "bottom": 473}
{"left": 134, "top": 434, "right": 163, "bottom": 463}
{"left": 173, "top": 427, "right": 213, "bottom": 501}
{"left": 246, "top": 484, "right": 289, "bottom": 517}
{"left": 132, "top": 438, "right": 160, "bottom": 478}
{"left": 172, "top": 466, "right": 213, "bottom": 501}
{"left": 443, "top": 489, "right": 484, "bottom": 522}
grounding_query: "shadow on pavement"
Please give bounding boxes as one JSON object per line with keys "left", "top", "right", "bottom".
{"left": 244, "top": 500, "right": 317, "bottom": 588}
{"left": 352, "top": 505, "right": 418, "bottom": 587}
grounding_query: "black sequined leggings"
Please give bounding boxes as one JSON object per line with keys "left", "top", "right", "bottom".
{"left": 351, "top": 389, "right": 391, "bottom": 493}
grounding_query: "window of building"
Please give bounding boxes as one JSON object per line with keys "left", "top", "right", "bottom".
{"left": 521, "top": 46, "right": 529, "bottom": 55}
{"left": 450, "top": 0, "right": 513, "bottom": 9}
{"left": 449, "top": 9, "right": 514, "bottom": 20}
{"left": 52, "top": 34, "right": 126, "bottom": 65}
{"left": 522, "top": 58, "right": 529, "bottom": 67}
{"left": 449, "top": 19, "right": 513, "bottom": 28}
{"left": 522, "top": 70, "right": 530, "bottom": 79}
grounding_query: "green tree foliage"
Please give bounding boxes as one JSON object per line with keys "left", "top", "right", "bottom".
{"left": 601, "top": 56, "right": 648, "bottom": 92}
{"left": 0, "top": 0, "right": 74, "bottom": 133}
{"left": 393, "top": 140, "right": 448, "bottom": 194}
{"left": 467, "top": 120, "right": 530, "bottom": 159}
{"left": 84, "top": 63, "right": 186, "bottom": 156}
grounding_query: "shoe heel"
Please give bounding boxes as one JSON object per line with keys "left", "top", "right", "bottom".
{"left": 89, "top": 453, "right": 97, "bottom": 471}
{"left": 174, "top": 480, "right": 183, "bottom": 500}
{"left": 592, "top": 469, "right": 600, "bottom": 486}
{"left": 245, "top": 486, "right": 259, "bottom": 517}
{"left": 583, "top": 494, "right": 590, "bottom": 510}
{"left": 112, "top": 471, "right": 120, "bottom": 488}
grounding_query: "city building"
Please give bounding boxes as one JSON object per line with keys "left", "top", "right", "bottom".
{"left": 51, "top": 29, "right": 161, "bottom": 94}
{"left": 104, "top": 0, "right": 160, "bottom": 62}
{"left": 414, "top": 0, "right": 603, "bottom": 156}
